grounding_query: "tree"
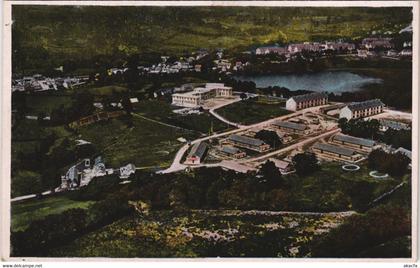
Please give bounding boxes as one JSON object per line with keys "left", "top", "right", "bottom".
{"left": 121, "top": 94, "right": 133, "bottom": 115}
{"left": 292, "top": 152, "right": 319, "bottom": 176}
{"left": 240, "top": 92, "right": 248, "bottom": 100}
{"left": 255, "top": 130, "right": 281, "bottom": 148}
{"left": 257, "top": 160, "right": 284, "bottom": 188}
{"left": 368, "top": 149, "right": 410, "bottom": 177}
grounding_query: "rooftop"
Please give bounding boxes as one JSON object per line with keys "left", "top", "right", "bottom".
{"left": 220, "top": 146, "right": 242, "bottom": 155}
{"left": 333, "top": 134, "right": 375, "bottom": 147}
{"left": 273, "top": 120, "right": 307, "bottom": 131}
{"left": 346, "top": 99, "right": 384, "bottom": 112}
{"left": 313, "top": 143, "right": 357, "bottom": 157}
{"left": 290, "top": 92, "right": 328, "bottom": 103}
{"left": 268, "top": 158, "right": 292, "bottom": 170}
{"left": 228, "top": 134, "right": 266, "bottom": 147}
{"left": 380, "top": 119, "right": 411, "bottom": 130}
{"left": 395, "top": 147, "right": 412, "bottom": 160}
{"left": 187, "top": 142, "right": 208, "bottom": 159}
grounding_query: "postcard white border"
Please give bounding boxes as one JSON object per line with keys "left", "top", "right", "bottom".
{"left": 1, "top": 1, "right": 419, "bottom": 266}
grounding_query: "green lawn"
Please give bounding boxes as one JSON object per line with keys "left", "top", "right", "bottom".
{"left": 25, "top": 94, "right": 72, "bottom": 114}
{"left": 84, "top": 85, "right": 128, "bottom": 96}
{"left": 133, "top": 100, "right": 230, "bottom": 133}
{"left": 215, "top": 97, "right": 291, "bottom": 125}
{"left": 11, "top": 195, "right": 95, "bottom": 232}
{"left": 77, "top": 116, "right": 196, "bottom": 168}
{"left": 285, "top": 162, "right": 401, "bottom": 211}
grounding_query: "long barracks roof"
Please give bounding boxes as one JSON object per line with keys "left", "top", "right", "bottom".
{"left": 220, "top": 146, "right": 242, "bottom": 155}
{"left": 313, "top": 143, "right": 357, "bottom": 157}
{"left": 228, "top": 134, "right": 266, "bottom": 147}
{"left": 187, "top": 142, "right": 208, "bottom": 159}
{"left": 273, "top": 120, "right": 307, "bottom": 131}
{"left": 345, "top": 99, "right": 384, "bottom": 112}
{"left": 290, "top": 92, "right": 328, "bottom": 103}
{"left": 380, "top": 119, "right": 411, "bottom": 130}
{"left": 333, "top": 134, "right": 375, "bottom": 147}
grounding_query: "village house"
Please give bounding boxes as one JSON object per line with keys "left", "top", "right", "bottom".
{"left": 339, "top": 99, "right": 385, "bottom": 120}
{"left": 172, "top": 83, "right": 233, "bottom": 108}
{"left": 227, "top": 134, "right": 270, "bottom": 152}
{"left": 255, "top": 46, "right": 288, "bottom": 55}
{"left": 119, "top": 163, "right": 136, "bottom": 179}
{"left": 357, "top": 49, "right": 377, "bottom": 58}
{"left": 285, "top": 92, "right": 328, "bottom": 111}
{"left": 331, "top": 134, "right": 376, "bottom": 152}
{"left": 361, "top": 37, "right": 393, "bottom": 49}
{"left": 379, "top": 119, "right": 411, "bottom": 132}
{"left": 288, "top": 42, "right": 323, "bottom": 53}
{"left": 218, "top": 146, "right": 247, "bottom": 159}
{"left": 386, "top": 49, "right": 399, "bottom": 57}
{"left": 267, "top": 158, "right": 294, "bottom": 174}
{"left": 323, "top": 42, "right": 356, "bottom": 51}
{"left": 312, "top": 142, "right": 363, "bottom": 163}
{"left": 399, "top": 49, "right": 412, "bottom": 56}
{"left": 185, "top": 142, "right": 208, "bottom": 165}
{"left": 272, "top": 120, "right": 308, "bottom": 134}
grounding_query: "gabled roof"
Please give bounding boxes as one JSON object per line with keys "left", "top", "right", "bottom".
{"left": 333, "top": 134, "right": 375, "bottom": 147}
{"left": 395, "top": 147, "right": 412, "bottom": 160}
{"left": 187, "top": 142, "right": 208, "bottom": 159}
{"left": 346, "top": 99, "right": 384, "bottom": 112}
{"left": 273, "top": 120, "right": 307, "bottom": 131}
{"left": 290, "top": 92, "right": 328, "bottom": 103}
{"left": 313, "top": 143, "right": 357, "bottom": 157}
{"left": 220, "top": 146, "right": 242, "bottom": 155}
{"left": 268, "top": 158, "right": 291, "bottom": 169}
{"left": 229, "top": 134, "right": 266, "bottom": 147}
{"left": 380, "top": 119, "right": 411, "bottom": 130}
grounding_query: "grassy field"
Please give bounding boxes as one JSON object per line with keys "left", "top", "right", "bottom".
{"left": 215, "top": 97, "right": 291, "bottom": 125}
{"left": 25, "top": 94, "right": 73, "bottom": 114}
{"left": 284, "top": 161, "right": 401, "bottom": 211}
{"left": 83, "top": 85, "right": 128, "bottom": 96}
{"left": 77, "top": 116, "right": 195, "bottom": 168}
{"left": 48, "top": 209, "right": 352, "bottom": 257}
{"left": 133, "top": 100, "right": 230, "bottom": 133}
{"left": 11, "top": 195, "right": 95, "bottom": 232}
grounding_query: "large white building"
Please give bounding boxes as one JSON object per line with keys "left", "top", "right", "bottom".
{"left": 285, "top": 92, "right": 328, "bottom": 111}
{"left": 171, "top": 83, "right": 233, "bottom": 108}
{"left": 339, "top": 99, "right": 385, "bottom": 120}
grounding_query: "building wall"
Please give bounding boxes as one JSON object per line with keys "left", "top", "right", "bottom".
{"left": 286, "top": 99, "right": 297, "bottom": 111}
{"left": 339, "top": 105, "right": 383, "bottom": 120}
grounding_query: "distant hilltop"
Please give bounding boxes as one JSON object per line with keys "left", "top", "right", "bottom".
{"left": 12, "top": 6, "right": 412, "bottom": 71}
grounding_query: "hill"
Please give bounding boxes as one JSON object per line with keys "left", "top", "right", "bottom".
{"left": 12, "top": 6, "right": 412, "bottom": 72}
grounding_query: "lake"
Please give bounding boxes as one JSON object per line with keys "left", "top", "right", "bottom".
{"left": 234, "top": 71, "right": 383, "bottom": 93}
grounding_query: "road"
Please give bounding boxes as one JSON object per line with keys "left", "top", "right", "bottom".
{"left": 207, "top": 98, "right": 245, "bottom": 128}
{"left": 11, "top": 186, "right": 62, "bottom": 203}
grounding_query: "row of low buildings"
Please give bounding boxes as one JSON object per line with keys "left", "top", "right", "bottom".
{"left": 62, "top": 156, "right": 136, "bottom": 189}
{"left": 171, "top": 83, "right": 233, "bottom": 108}
{"left": 285, "top": 91, "right": 386, "bottom": 121}
{"left": 312, "top": 134, "right": 377, "bottom": 163}
{"left": 12, "top": 74, "right": 88, "bottom": 92}
{"left": 255, "top": 41, "right": 356, "bottom": 55}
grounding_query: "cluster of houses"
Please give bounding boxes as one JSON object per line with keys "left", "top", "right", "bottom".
{"left": 254, "top": 38, "right": 412, "bottom": 59}
{"left": 61, "top": 156, "right": 136, "bottom": 189}
{"left": 12, "top": 74, "right": 88, "bottom": 92}
{"left": 255, "top": 41, "right": 356, "bottom": 56}
{"left": 171, "top": 83, "right": 233, "bottom": 108}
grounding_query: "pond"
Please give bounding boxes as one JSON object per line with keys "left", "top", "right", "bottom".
{"left": 234, "top": 71, "right": 383, "bottom": 93}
